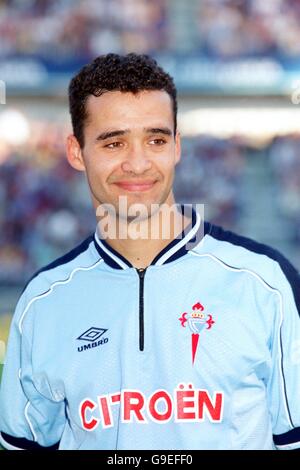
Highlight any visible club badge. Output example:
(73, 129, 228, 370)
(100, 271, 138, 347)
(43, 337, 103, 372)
(179, 301, 215, 364)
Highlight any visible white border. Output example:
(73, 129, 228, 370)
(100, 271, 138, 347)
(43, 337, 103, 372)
(276, 440, 300, 450)
(154, 211, 201, 266)
(94, 232, 129, 269)
(18, 259, 103, 334)
(0, 432, 24, 451)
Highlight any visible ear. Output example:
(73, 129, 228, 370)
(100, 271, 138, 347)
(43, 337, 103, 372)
(174, 131, 181, 165)
(66, 134, 86, 172)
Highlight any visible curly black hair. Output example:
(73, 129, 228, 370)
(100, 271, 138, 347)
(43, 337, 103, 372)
(68, 53, 177, 148)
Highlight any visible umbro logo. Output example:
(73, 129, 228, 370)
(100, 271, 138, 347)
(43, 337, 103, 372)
(77, 327, 109, 353)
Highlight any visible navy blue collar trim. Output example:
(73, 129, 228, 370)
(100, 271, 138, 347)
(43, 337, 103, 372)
(94, 235, 132, 270)
(93, 206, 208, 270)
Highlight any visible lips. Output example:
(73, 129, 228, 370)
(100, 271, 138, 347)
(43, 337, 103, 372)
(113, 181, 157, 192)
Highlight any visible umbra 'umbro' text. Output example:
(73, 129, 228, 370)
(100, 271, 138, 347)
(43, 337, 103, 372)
(77, 327, 109, 352)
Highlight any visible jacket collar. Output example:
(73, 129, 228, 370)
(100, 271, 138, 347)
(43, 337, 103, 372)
(93, 205, 208, 270)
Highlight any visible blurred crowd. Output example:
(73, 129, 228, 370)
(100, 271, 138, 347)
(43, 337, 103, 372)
(0, 124, 94, 283)
(197, 0, 300, 59)
(0, 0, 167, 59)
(269, 134, 300, 243)
(0, 124, 246, 283)
(1, 0, 300, 60)
(175, 136, 245, 227)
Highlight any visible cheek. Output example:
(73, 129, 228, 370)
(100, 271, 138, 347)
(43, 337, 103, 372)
(155, 154, 175, 172)
(85, 155, 115, 182)
(162, 161, 176, 180)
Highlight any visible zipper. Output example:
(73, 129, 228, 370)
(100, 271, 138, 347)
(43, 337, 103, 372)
(137, 268, 146, 351)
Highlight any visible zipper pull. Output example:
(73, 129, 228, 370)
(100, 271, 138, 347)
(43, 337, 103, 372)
(137, 268, 146, 278)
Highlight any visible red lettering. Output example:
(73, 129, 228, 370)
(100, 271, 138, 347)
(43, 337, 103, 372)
(98, 396, 112, 427)
(176, 389, 196, 420)
(149, 391, 172, 422)
(123, 391, 146, 422)
(80, 399, 99, 430)
(198, 391, 223, 421)
(111, 393, 121, 403)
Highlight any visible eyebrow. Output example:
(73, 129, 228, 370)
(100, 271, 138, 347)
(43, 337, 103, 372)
(96, 129, 129, 141)
(96, 126, 173, 142)
(145, 127, 173, 136)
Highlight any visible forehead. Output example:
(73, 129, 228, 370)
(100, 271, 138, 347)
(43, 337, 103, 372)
(85, 90, 174, 130)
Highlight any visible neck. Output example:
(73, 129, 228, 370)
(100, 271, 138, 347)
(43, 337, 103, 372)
(97, 203, 192, 269)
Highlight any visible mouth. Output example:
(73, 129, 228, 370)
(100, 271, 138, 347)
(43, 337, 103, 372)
(113, 180, 157, 192)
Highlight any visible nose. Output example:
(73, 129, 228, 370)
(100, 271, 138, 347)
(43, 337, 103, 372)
(121, 143, 152, 174)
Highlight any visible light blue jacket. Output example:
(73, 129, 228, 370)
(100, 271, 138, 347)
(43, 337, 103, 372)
(0, 211, 299, 449)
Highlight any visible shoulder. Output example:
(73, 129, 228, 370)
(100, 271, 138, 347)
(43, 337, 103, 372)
(12, 234, 102, 333)
(205, 222, 298, 273)
(21, 234, 101, 302)
(201, 222, 300, 310)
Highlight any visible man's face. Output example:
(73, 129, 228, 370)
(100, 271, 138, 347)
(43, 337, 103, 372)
(67, 90, 180, 220)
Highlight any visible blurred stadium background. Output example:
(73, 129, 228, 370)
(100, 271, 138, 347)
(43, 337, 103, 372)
(1, 0, 300, 383)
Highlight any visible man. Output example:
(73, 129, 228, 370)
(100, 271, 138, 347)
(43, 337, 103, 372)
(0, 53, 299, 450)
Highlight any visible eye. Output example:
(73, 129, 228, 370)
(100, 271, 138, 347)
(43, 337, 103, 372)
(104, 141, 123, 149)
(149, 138, 167, 146)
